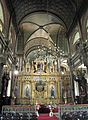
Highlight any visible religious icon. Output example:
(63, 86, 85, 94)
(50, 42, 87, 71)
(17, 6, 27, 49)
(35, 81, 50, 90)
(24, 85, 30, 97)
(49, 85, 55, 98)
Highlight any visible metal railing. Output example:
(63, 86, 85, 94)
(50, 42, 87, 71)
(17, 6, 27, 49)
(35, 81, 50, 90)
(58, 104, 88, 120)
(2, 105, 36, 119)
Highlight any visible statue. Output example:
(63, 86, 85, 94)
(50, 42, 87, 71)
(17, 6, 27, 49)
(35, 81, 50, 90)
(44, 62, 47, 73)
(2, 73, 9, 97)
(33, 61, 36, 73)
(51, 86, 55, 97)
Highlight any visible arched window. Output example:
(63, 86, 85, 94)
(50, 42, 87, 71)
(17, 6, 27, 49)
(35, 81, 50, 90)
(86, 20, 88, 39)
(73, 32, 80, 44)
(9, 29, 12, 44)
(0, 2, 4, 32)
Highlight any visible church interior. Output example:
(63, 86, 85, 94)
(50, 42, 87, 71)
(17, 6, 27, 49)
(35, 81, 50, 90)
(0, 0, 88, 119)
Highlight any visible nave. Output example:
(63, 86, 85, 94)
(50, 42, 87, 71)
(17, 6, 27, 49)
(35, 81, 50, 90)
(0, 0, 88, 119)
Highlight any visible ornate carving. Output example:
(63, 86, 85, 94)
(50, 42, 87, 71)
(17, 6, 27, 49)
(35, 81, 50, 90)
(36, 81, 46, 92)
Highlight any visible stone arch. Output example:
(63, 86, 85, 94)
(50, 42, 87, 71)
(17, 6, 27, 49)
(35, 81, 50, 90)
(1, 0, 10, 37)
(73, 32, 80, 44)
(0, 19, 3, 32)
(12, 0, 75, 29)
(0, 1, 4, 32)
(81, 9, 88, 40)
(58, 28, 68, 53)
(69, 26, 81, 55)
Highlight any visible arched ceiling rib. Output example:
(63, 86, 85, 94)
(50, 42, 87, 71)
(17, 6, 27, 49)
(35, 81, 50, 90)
(6, 0, 80, 29)
(4, 0, 85, 60)
(19, 12, 64, 45)
(21, 20, 63, 44)
(21, 13, 65, 27)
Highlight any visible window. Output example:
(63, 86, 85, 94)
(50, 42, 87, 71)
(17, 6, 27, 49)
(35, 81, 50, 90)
(73, 32, 80, 44)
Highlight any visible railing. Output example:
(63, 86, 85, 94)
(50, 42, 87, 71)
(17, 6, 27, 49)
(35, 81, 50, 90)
(2, 105, 36, 118)
(58, 104, 88, 120)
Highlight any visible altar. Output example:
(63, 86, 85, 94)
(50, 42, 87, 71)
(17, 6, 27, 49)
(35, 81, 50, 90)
(12, 58, 71, 105)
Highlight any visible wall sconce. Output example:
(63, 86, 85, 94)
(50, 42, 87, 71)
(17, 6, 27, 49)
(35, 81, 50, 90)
(14, 70, 18, 75)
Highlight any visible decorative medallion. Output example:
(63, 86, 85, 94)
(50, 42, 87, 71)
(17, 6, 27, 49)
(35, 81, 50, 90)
(36, 81, 46, 92)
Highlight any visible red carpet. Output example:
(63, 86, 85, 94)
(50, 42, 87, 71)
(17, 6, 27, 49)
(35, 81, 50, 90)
(38, 113, 58, 120)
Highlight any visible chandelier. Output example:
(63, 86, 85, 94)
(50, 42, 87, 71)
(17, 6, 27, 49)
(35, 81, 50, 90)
(34, 44, 67, 62)
(33, 0, 68, 63)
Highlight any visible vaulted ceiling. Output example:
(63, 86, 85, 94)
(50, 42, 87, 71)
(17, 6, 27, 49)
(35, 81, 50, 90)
(5, 0, 87, 61)
(6, 0, 84, 29)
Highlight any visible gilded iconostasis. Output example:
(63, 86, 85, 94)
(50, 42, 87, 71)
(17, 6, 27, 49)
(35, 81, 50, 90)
(12, 58, 72, 105)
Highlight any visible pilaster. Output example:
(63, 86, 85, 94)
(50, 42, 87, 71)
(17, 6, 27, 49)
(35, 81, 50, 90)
(0, 55, 6, 97)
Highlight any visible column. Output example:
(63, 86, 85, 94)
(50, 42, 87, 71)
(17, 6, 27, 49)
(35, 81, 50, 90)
(59, 80, 62, 104)
(0, 55, 6, 97)
(0, 54, 6, 112)
(57, 59, 61, 72)
(10, 63, 18, 104)
(0, 62, 3, 97)
(78, 19, 88, 72)
(66, 34, 75, 103)
(10, 65, 15, 101)
(18, 55, 23, 72)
